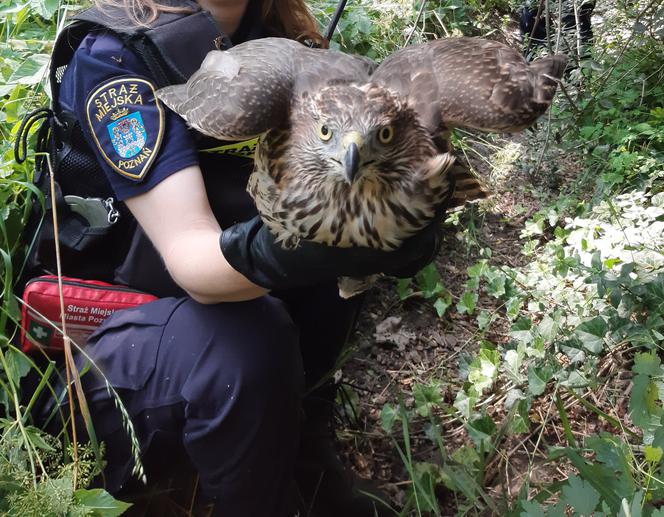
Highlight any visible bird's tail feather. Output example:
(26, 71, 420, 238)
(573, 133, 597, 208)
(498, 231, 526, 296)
(447, 163, 490, 208)
(338, 275, 379, 299)
(531, 54, 567, 104)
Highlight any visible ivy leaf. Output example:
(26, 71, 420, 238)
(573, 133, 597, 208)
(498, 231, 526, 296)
(380, 404, 400, 433)
(466, 415, 496, 450)
(453, 391, 476, 420)
(396, 278, 413, 300)
(504, 350, 526, 383)
(484, 269, 506, 298)
(468, 347, 499, 393)
(522, 218, 544, 237)
(466, 276, 480, 290)
(526, 335, 545, 359)
(561, 475, 600, 515)
(537, 315, 559, 342)
(591, 250, 603, 270)
(561, 343, 586, 364)
(456, 291, 478, 315)
(450, 444, 480, 468)
(433, 291, 453, 318)
(467, 260, 488, 278)
(528, 365, 552, 396)
(476, 310, 492, 330)
(504, 388, 525, 410)
(506, 296, 522, 320)
(415, 264, 444, 299)
(507, 398, 531, 435)
(575, 316, 608, 353)
(413, 382, 443, 417)
(560, 369, 591, 389)
(510, 317, 534, 344)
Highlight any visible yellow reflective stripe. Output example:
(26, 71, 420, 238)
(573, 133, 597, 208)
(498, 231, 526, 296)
(200, 138, 258, 158)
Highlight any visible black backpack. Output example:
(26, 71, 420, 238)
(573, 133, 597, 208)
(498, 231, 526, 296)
(14, 1, 231, 287)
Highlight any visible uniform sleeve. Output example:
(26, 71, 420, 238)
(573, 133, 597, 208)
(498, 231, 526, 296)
(60, 32, 200, 201)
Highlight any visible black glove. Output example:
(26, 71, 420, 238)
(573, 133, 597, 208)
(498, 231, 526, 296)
(220, 216, 443, 291)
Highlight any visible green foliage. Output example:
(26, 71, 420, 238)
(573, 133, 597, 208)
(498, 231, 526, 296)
(311, 0, 495, 59)
(4, 0, 663, 514)
(0, 431, 131, 516)
(381, 399, 500, 516)
(559, 18, 664, 199)
(378, 1, 664, 515)
(0, 0, 137, 514)
(397, 263, 454, 318)
(0, 0, 59, 295)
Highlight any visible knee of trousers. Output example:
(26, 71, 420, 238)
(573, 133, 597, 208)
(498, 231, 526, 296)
(172, 297, 304, 512)
(169, 296, 305, 418)
(78, 296, 302, 400)
(51, 296, 303, 499)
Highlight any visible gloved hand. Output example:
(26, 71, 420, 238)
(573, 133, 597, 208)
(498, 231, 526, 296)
(220, 215, 443, 291)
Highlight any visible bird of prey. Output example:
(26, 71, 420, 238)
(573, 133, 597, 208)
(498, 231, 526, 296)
(157, 37, 565, 296)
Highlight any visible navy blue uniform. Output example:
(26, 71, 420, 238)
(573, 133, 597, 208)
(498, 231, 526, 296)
(52, 13, 362, 517)
(60, 31, 199, 200)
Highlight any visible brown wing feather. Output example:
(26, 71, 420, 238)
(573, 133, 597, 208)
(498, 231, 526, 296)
(372, 37, 566, 133)
(156, 37, 374, 141)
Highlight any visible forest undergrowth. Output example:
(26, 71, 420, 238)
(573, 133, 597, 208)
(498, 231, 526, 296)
(0, 0, 663, 515)
(332, 1, 664, 515)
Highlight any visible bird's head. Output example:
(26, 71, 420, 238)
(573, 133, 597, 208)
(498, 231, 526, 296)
(291, 84, 429, 186)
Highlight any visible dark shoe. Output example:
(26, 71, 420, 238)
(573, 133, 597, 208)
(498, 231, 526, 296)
(295, 384, 395, 517)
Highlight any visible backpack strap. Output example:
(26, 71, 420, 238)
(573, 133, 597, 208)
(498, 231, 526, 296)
(50, 1, 232, 113)
(75, 1, 232, 84)
(40, 1, 232, 191)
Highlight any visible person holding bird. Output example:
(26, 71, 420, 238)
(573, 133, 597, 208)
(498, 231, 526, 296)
(22, 0, 564, 513)
(26, 0, 457, 515)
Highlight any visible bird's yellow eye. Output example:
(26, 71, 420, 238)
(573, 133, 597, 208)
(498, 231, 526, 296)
(318, 124, 333, 141)
(378, 125, 394, 144)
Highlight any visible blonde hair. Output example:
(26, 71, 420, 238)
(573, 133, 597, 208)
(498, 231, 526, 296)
(95, 0, 325, 45)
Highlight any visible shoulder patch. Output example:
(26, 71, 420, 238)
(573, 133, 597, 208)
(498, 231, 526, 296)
(86, 76, 164, 181)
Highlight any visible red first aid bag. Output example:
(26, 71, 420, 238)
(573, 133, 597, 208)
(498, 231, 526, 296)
(20, 275, 158, 354)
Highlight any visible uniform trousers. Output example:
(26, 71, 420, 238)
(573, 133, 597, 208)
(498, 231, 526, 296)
(47, 283, 361, 517)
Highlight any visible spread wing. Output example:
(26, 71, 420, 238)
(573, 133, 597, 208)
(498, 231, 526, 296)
(156, 37, 375, 141)
(371, 37, 566, 133)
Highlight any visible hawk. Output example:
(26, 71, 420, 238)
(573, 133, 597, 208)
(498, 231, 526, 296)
(157, 37, 565, 296)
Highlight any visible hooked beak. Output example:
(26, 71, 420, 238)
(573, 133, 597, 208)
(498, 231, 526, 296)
(342, 132, 363, 184)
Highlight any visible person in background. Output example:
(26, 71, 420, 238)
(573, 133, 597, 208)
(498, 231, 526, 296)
(519, 0, 595, 56)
